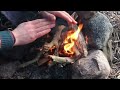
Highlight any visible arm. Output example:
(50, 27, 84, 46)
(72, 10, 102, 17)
(0, 18, 55, 51)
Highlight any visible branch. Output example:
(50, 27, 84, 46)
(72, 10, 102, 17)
(49, 55, 74, 64)
(18, 52, 42, 68)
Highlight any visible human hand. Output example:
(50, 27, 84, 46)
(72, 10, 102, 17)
(12, 19, 55, 46)
(39, 11, 77, 25)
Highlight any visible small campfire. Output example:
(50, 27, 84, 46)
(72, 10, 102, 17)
(18, 11, 112, 79)
(59, 24, 83, 57)
(44, 23, 88, 66)
(36, 12, 88, 67)
(19, 12, 88, 67)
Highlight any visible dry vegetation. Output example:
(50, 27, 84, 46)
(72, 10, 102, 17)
(100, 11, 120, 79)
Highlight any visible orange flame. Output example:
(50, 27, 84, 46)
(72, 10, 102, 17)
(63, 24, 83, 56)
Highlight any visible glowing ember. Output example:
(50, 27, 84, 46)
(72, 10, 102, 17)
(63, 24, 83, 56)
(49, 45, 56, 52)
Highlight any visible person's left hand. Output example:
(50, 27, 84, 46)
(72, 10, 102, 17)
(39, 11, 77, 25)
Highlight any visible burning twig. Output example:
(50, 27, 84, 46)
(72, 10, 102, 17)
(71, 12, 78, 20)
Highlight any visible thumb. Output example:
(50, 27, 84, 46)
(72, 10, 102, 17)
(39, 11, 56, 21)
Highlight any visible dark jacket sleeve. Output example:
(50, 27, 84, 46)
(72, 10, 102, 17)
(1, 11, 39, 26)
(1, 11, 28, 26)
(0, 30, 15, 51)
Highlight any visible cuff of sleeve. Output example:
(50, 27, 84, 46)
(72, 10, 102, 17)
(0, 30, 15, 50)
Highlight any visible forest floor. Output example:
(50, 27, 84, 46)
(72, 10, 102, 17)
(100, 11, 120, 79)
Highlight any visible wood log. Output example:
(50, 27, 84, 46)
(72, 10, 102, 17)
(43, 25, 65, 53)
(48, 55, 74, 64)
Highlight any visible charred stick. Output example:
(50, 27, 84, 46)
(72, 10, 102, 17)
(44, 25, 65, 52)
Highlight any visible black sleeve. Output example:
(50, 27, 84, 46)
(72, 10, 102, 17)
(0, 30, 15, 51)
(1, 11, 41, 26)
(1, 11, 29, 26)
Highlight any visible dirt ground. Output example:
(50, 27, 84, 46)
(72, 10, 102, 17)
(0, 11, 120, 79)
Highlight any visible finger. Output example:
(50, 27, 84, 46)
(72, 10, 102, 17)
(48, 11, 73, 23)
(35, 23, 55, 33)
(48, 11, 77, 24)
(36, 29, 51, 38)
(30, 19, 47, 24)
(61, 11, 75, 25)
(34, 20, 55, 29)
(62, 11, 77, 24)
(40, 11, 56, 21)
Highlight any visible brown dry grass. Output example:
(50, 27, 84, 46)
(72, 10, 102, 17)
(100, 11, 120, 79)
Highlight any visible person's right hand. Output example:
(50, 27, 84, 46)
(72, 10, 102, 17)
(12, 19, 55, 46)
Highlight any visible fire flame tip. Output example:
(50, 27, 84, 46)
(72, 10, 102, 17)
(62, 23, 83, 57)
